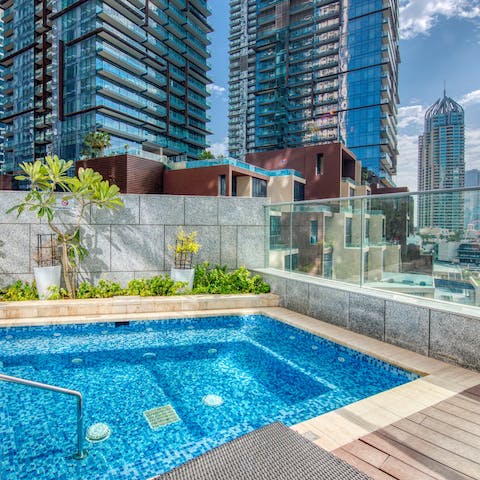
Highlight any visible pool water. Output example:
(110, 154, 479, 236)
(0, 315, 418, 479)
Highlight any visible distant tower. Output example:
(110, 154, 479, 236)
(418, 92, 465, 231)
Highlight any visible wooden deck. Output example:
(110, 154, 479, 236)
(333, 385, 480, 480)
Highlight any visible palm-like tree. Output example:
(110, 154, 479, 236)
(83, 131, 112, 158)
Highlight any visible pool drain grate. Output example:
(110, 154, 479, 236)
(143, 405, 180, 429)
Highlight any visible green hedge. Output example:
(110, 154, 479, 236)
(0, 264, 270, 301)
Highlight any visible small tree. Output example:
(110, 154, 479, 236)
(8, 155, 124, 297)
(83, 131, 111, 158)
(198, 150, 215, 160)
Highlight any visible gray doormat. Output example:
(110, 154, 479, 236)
(152, 422, 372, 480)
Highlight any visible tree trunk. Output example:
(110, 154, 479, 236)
(61, 239, 75, 298)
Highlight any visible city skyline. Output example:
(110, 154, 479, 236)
(206, 0, 480, 192)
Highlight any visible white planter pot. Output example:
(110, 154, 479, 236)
(170, 268, 195, 291)
(34, 265, 62, 299)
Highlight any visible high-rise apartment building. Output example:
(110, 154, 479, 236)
(0, 11, 5, 173)
(418, 92, 465, 231)
(228, 0, 400, 185)
(0, 0, 211, 173)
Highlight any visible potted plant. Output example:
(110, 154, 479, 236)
(169, 228, 201, 290)
(33, 233, 61, 299)
(8, 155, 124, 298)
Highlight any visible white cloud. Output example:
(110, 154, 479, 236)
(397, 105, 425, 129)
(207, 83, 227, 96)
(400, 0, 480, 39)
(207, 137, 228, 157)
(459, 90, 480, 107)
(395, 134, 419, 191)
(466, 128, 480, 170)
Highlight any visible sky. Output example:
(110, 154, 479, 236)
(205, 0, 480, 192)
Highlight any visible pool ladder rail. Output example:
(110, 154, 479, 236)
(0, 373, 88, 460)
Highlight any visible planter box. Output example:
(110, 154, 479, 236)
(0, 293, 280, 326)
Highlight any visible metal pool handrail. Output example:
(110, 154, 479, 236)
(0, 373, 88, 460)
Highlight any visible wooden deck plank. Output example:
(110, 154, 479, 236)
(464, 385, 480, 397)
(341, 439, 389, 468)
(392, 418, 480, 463)
(446, 395, 480, 415)
(434, 401, 480, 426)
(380, 456, 439, 480)
(361, 432, 474, 480)
(420, 406, 480, 437)
(420, 416, 480, 449)
(333, 447, 397, 480)
(379, 425, 480, 479)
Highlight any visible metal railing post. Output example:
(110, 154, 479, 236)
(0, 373, 88, 460)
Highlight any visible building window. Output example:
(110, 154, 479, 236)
(232, 176, 237, 196)
(219, 175, 226, 196)
(349, 187, 355, 197)
(252, 178, 267, 197)
(345, 217, 352, 246)
(316, 153, 324, 175)
(294, 181, 305, 201)
(365, 218, 370, 242)
(310, 220, 318, 244)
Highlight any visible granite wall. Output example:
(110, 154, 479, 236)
(256, 269, 480, 371)
(0, 192, 268, 287)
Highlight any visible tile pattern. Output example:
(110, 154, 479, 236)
(0, 313, 416, 480)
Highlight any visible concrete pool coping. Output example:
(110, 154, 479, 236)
(1, 304, 479, 456)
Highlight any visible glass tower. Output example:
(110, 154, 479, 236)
(0, 11, 4, 173)
(228, 0, 400, 185)
(418, 92, 465, 231)
(0, 0, 211, 173)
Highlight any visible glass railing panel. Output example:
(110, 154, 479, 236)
(266, 187, 480, 308)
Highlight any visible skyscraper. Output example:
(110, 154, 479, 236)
(228, 0, 400, 185)
(0, 11, 5, 174)
(418, 92, 465, 231)
(0, 0, 211, 173)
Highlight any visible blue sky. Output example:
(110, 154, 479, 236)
(206, 0, 480, 191)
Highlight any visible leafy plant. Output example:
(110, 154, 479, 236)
(76, 279, 124, 299)
(46, 285, 70, 300)
(7, 155, 124, 297)
(126, 275, 184, 296)
(169, 227, 201, 269)
(192, 263, 270, 294)
(83, 131, 111, 158)
(0, 280, 38, 301)
(198, 150, 215, 160)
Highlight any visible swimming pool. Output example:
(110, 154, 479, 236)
(0, 314, 418, 479)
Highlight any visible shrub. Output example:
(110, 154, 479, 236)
(126, 275, 184, 296)
(76, 279, 125, 299)
(0, 280, 38, 301)
(193, 263, 270, 294)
